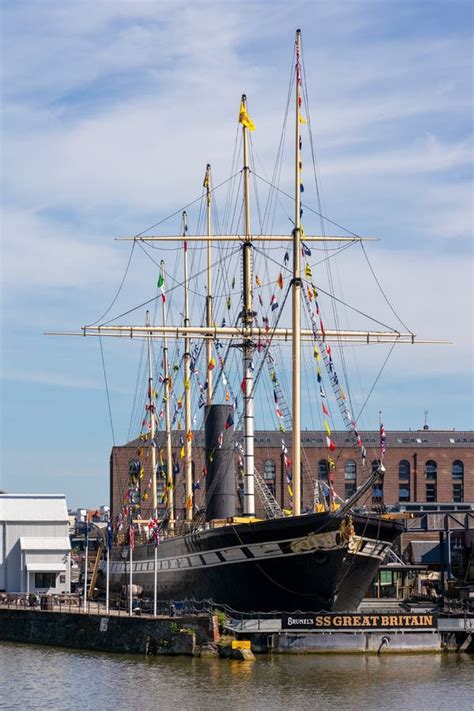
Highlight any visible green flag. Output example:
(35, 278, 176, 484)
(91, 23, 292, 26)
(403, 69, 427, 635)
(157, 274, 164, 288)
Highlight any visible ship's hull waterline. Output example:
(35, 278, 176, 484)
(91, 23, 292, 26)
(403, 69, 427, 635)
(98, 512, 402, 612)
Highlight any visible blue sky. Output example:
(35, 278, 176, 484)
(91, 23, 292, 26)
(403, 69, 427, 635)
(1, 0, 472, 508)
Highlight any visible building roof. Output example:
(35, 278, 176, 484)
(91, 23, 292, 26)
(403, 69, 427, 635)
(118, 430, 474, 451)
(0, 494, 69, 523)
(20, 537, 71, 551)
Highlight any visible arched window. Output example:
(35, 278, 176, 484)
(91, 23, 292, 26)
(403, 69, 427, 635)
(344, 460, 356, 499)
(398, 460, 410, 502)
(452, 460, 464, 480)
(264, 459, 276, 495)
(345, 460, 357, 480)
(318, 459, 329, 481)
(452, 460, 464, 502)
(425, 460, 437, 502)
(264, 459, 276, 480)
(425, 460, 437, 480)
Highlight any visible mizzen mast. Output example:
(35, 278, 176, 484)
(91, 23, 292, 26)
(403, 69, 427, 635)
(292, 29, 302, 516)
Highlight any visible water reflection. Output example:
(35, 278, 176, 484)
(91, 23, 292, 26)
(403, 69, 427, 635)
(1, 643, 473, 711)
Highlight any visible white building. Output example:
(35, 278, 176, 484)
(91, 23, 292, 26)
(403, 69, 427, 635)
(0, 494, 71, 594)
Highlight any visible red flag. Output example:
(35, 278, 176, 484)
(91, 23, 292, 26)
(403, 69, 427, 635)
(322, 403, 329, 416)
(277, 272, 284, 289)
(326, 436, 336, 451)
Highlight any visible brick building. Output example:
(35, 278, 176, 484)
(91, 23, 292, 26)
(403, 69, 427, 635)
(110, 429, 473, 520)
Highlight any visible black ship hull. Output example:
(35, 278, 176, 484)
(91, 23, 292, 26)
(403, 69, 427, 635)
(98, 512, 402, 612)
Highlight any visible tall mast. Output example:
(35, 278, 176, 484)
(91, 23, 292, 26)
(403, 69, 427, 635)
(182, 211, 193, 522)
(160, 260, 174, 532)
(241, 94, 255, 517)
(204, 164, 213, 406)
(146, 310, 157, 514)
(292, 29, 302, 516)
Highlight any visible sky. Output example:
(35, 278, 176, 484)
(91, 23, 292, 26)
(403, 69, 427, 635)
(1, 0, 472, 508)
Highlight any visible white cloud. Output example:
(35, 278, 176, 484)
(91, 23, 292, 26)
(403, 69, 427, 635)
(0, 210, 122, 290)
(1, 1, 472, 480)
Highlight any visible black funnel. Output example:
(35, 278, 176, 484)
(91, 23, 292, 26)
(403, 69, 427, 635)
(205, 404, 235, 521)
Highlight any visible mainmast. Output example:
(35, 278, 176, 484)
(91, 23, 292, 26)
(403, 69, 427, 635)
(146, 310, 157, 514)
(292, 29, 302, 517)
(241, 94, 255, 517)
(160, 260, 174, 532)
(204, 164, 213, 406)
(182, 212, 193, 522)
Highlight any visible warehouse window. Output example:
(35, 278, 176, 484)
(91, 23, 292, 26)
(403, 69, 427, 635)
(35, 573, 56, 588)
(264, 459, 276, 496)
(344, 460, 356, 499)
(452, 460, 464, 480)
(425, 460, 437, 480)
(372, 460, 383, 504)
(452, 461, 464, 502)
(318, 459, 329, 481)
(453, 483, 464, 503)
(425, 460, 437, 501)
(426, 483, 437, 502)
(398, 460, 410, 502)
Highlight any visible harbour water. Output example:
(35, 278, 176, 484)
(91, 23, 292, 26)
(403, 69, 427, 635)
(1, 642, 473, 710)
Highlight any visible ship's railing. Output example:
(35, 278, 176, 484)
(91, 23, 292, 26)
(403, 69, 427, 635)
(2, 593, 471, 620)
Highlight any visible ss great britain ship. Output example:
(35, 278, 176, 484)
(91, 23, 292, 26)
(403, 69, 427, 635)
(49, 31, 442, 612)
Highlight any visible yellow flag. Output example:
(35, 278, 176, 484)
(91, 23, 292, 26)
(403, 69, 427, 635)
(298, 113, 307, 125)
(305, 263, 312, 278)
(324, 421, 331, 436)
(180, 446, 185, 459)
(255, 275, 261, 286)
(239, 102, 256, 131)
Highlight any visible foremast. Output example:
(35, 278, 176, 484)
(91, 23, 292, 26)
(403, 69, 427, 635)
(160, 260, 175, 532)
(182, 211, 193, 522)
(146, 311, 157, 514)
(204, 164, 213, 406)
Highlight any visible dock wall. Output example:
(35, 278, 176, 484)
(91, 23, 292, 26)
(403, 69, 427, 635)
(0, 609, 216, 655)
(272, 631, 442, 653)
